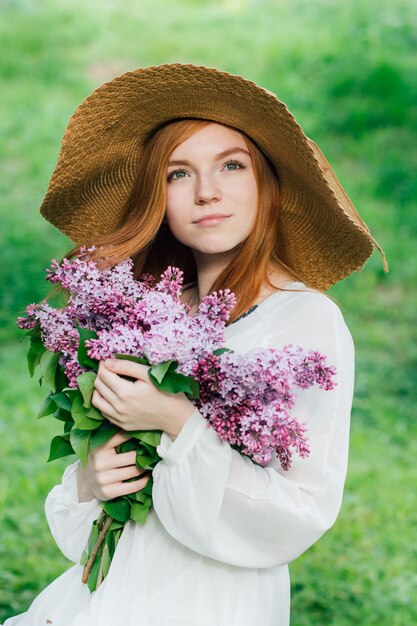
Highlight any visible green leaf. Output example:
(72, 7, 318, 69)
(77, 371, 97, 408)
(141, 476, 153, 496)
(71, 394, 102, 430)
(101, 541, 112, 579)
(70, 428, 91, 467)
(137, 494, 152, 508)
(131, 483, 153, 503)
(135, 453, 155, 469)
(86, 357, 99, 372)
(149, 370, 200, 398)
(80, 549, 88, 567)
(106, 528, 116, 559)
(116, 439, 139, 454)
(19, 323, 41, 342)
(129, 430, 162, 447)
(185, 376, 200, 399)
(28, 337, 46, 354)
(27, 339, 46, 377)
(139, 440, 160, 457)
(47, 434, 75, 462)
(53, 407, 73, 422)
(55, 365, 70, 392)
(213, 347, 232, 356)
(77, 411, 100, 431)
(129, 475, 153, 503)
(114, 353, 149, 366)
(90, 422, 119, 452)
(103, 497, 131, 523)
(75, 413, 101, 430)
(149, 360, 176, 384)
(64, 419, 74, 433)
(108, 519, 125, 532)
(50, 392, 72, 412)
(87, 518, 100, 554)
(130, 501, 151, 525)
(77, 327, 99, 369)
(86, 549, 101, 592)
(86, 405, 103, 420)
(37, 395, 57, 419)
(40, 351, 60, 392)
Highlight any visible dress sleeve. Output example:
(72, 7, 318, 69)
(44, 460, 103, 564)
(151, 293, 355, 568)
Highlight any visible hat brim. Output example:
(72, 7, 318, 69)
(40, 63, 385, 290)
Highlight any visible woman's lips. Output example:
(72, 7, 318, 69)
(193, 214, 231, 226)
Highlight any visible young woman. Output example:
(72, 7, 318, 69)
(4, 63, 386, 626)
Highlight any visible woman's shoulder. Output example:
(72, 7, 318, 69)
(226, 282, 354, 361)
(256, 282, 341, 317)
(254, 282, 352, 344)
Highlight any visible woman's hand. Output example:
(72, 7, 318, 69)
(76, 431, 150, 503)
(91, 359, 195, 439)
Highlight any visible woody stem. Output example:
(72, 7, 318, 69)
(82, 515, 113, 584)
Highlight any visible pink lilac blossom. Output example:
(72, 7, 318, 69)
(156, 266, 184, 300)
(16, 252, 235, 387)
(192, 346, 336, 468)
(17, 252, 337, 468)
(86, 325, 146, 360)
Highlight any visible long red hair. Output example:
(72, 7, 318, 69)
(65, 118, 305, 323)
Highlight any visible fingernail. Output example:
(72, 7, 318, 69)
(105, 358, 117, 368)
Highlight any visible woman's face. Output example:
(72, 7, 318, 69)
(165, 122, 258, 259)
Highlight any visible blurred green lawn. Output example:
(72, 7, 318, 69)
(1, 0, 416, 623)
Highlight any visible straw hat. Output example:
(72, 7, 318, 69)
(40, 63, 387, 290)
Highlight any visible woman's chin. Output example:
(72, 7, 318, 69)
(191, 242, 242, 258)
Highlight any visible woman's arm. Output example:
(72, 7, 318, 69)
(151, 294, 354, 567)
(45, 432, 150, 564)
(45, 461, 103, 564)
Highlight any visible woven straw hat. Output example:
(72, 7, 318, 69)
(40, 62, 387, 290)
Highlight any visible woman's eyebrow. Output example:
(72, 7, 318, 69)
(167, 147, 250, 167)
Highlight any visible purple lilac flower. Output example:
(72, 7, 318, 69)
(192, 344, 336, 469)
(86, 325, 146, 360)
(17, 252, 337, 469)
(156, 266, 184, 300)
(197, 289, 236, 323)
(17, 303, 40, 330)
(61, 355, 87, 388)
(282, 345, 337, 391)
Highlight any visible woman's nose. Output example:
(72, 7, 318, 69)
(194, 174, 222, 205)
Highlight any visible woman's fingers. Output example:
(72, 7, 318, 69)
(93, 376, 120, 408)
(104, 359, 150, 383)
(100, 430, 132, 450)
(107, 449, 138, 469)
(99, 464, 145, 485)
(85, 428, 153, 501)
(100, 471, 151, 501)
(92, 388, 118, 421)
(96, 360, 137, 399)
(92, 451, 144, 476)
(116, 473, 151, 498)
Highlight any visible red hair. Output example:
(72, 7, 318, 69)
(66, 118, 304, 323)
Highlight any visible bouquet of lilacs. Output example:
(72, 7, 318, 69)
(17, 247, 337, 591)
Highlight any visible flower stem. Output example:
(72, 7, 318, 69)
(82, 514, 113, 585)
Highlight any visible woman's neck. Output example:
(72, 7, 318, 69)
(193, 250, 233, 303)
(183, 254, 294, 314)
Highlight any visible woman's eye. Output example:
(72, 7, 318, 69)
(224, 160, 244, 171)
(167, 160, 245, 181)
(167, 169, 187, 182)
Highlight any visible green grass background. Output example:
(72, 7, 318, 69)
(1, 0, 416, 623)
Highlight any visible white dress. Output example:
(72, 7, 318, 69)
(3, 283, 355, 626)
